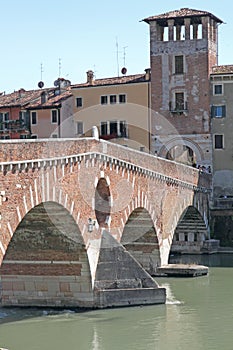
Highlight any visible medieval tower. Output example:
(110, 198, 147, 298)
(143, 8, 222, 168)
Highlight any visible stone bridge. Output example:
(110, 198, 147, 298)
(0, 138, 211, 308)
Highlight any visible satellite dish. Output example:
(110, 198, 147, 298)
(38, 81, 44, 89)
(121, 67, 127, 75)
(54, 79, 59, 87)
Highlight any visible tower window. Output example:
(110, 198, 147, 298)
(175, 92, 185, 110)
(175, 55, 184, 74)
(214, 135, 223, 149)
(213, 84, 223, 95)
(211, 105, 226, 118)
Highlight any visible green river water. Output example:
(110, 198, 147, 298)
(0, 254, 233, 350)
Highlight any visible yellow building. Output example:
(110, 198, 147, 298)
(71, 69, 151, 152)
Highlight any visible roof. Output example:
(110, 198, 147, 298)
(0, 89, 41, 108)
(71, 73, 149, 89)
(211, 65, 233, 75)
(143, 8, 223, 25)
(0, 88, 72, 109)
(27, 90, 73, 109)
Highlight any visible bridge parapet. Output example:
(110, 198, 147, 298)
(0, 138, 211, 193)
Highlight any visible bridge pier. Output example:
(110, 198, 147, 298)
(93, 231, 166, 308)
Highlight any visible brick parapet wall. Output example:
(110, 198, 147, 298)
(0, 138, 211, 191)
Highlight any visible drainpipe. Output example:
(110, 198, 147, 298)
(145, 68, 151, 153)
(58, 108, 61, 137)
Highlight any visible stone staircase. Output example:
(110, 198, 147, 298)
(171, 206, 209, 253)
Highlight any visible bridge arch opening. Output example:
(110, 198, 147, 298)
(166, 145, 197, 166)
(95, 178, 111, 228)
(170, 205, 209, 255)
(0, 201, 93, 308)
(159, 138, 205, 167)
(121, 207, 160, 274)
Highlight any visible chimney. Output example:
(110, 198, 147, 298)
(86, 70, 94, 85)
(144, 68, 151, 81)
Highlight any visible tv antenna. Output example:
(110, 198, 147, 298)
(123, 46, 128, 67)
(40, 62, 44, 81)
(58, 58, 62, 77)
(38, 62, 44, 89)
(116, 37, 122, 77)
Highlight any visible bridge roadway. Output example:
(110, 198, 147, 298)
(0, 138, 211, 308)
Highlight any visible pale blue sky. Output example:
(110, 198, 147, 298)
(1, 0, 232, 93)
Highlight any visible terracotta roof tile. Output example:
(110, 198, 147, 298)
(0, 89, 41, 108)
(71, 73, 148, 89)
(0, 88, 72, 109)
(143, 8, 222, 24)
(211, 65, 233, 74)
(27, 90, 73, 109)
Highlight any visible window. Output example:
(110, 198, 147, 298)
(101, 122, 107, 136)
(101, 96, 108, 105)
(211, 105, 226, 118)
(52, 134, 58, 138)
(214, 134, 223, 149)
(175, 92, 185, 110)
(76, 121, 83, 135)
(100, 121, 128, 139)
(110, 95, 117, 104)
(213, 84, 223, 95)
(119, 121, 127, 137)
(31, 111, 37, 125)
(110, 121, 117, 135)
(119, 94, 126, 103)
(76, 97, 83, 107)
(175, 55, 184, 74)
(51, 110, 58, 124)
(0, 112, 9, 130)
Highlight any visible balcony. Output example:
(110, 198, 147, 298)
(169, 102, 188, 114)
(0, 119, 30, 139)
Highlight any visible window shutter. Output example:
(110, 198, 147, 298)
(222, 105, 226, 117)
(211, 106, 215, 118)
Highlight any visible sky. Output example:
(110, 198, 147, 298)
(1, 0, 233, 93)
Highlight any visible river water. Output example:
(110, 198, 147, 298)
(0, 254, 233, 350)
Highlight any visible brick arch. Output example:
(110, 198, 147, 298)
(158, 137, 205, 163)
(1, 177, 87, 263)
(0, 200, 94, 308)
(121, 205, 161, 274)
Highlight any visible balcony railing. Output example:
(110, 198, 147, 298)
(0, 119, 29, 133)
(169, 102, 188, 113)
